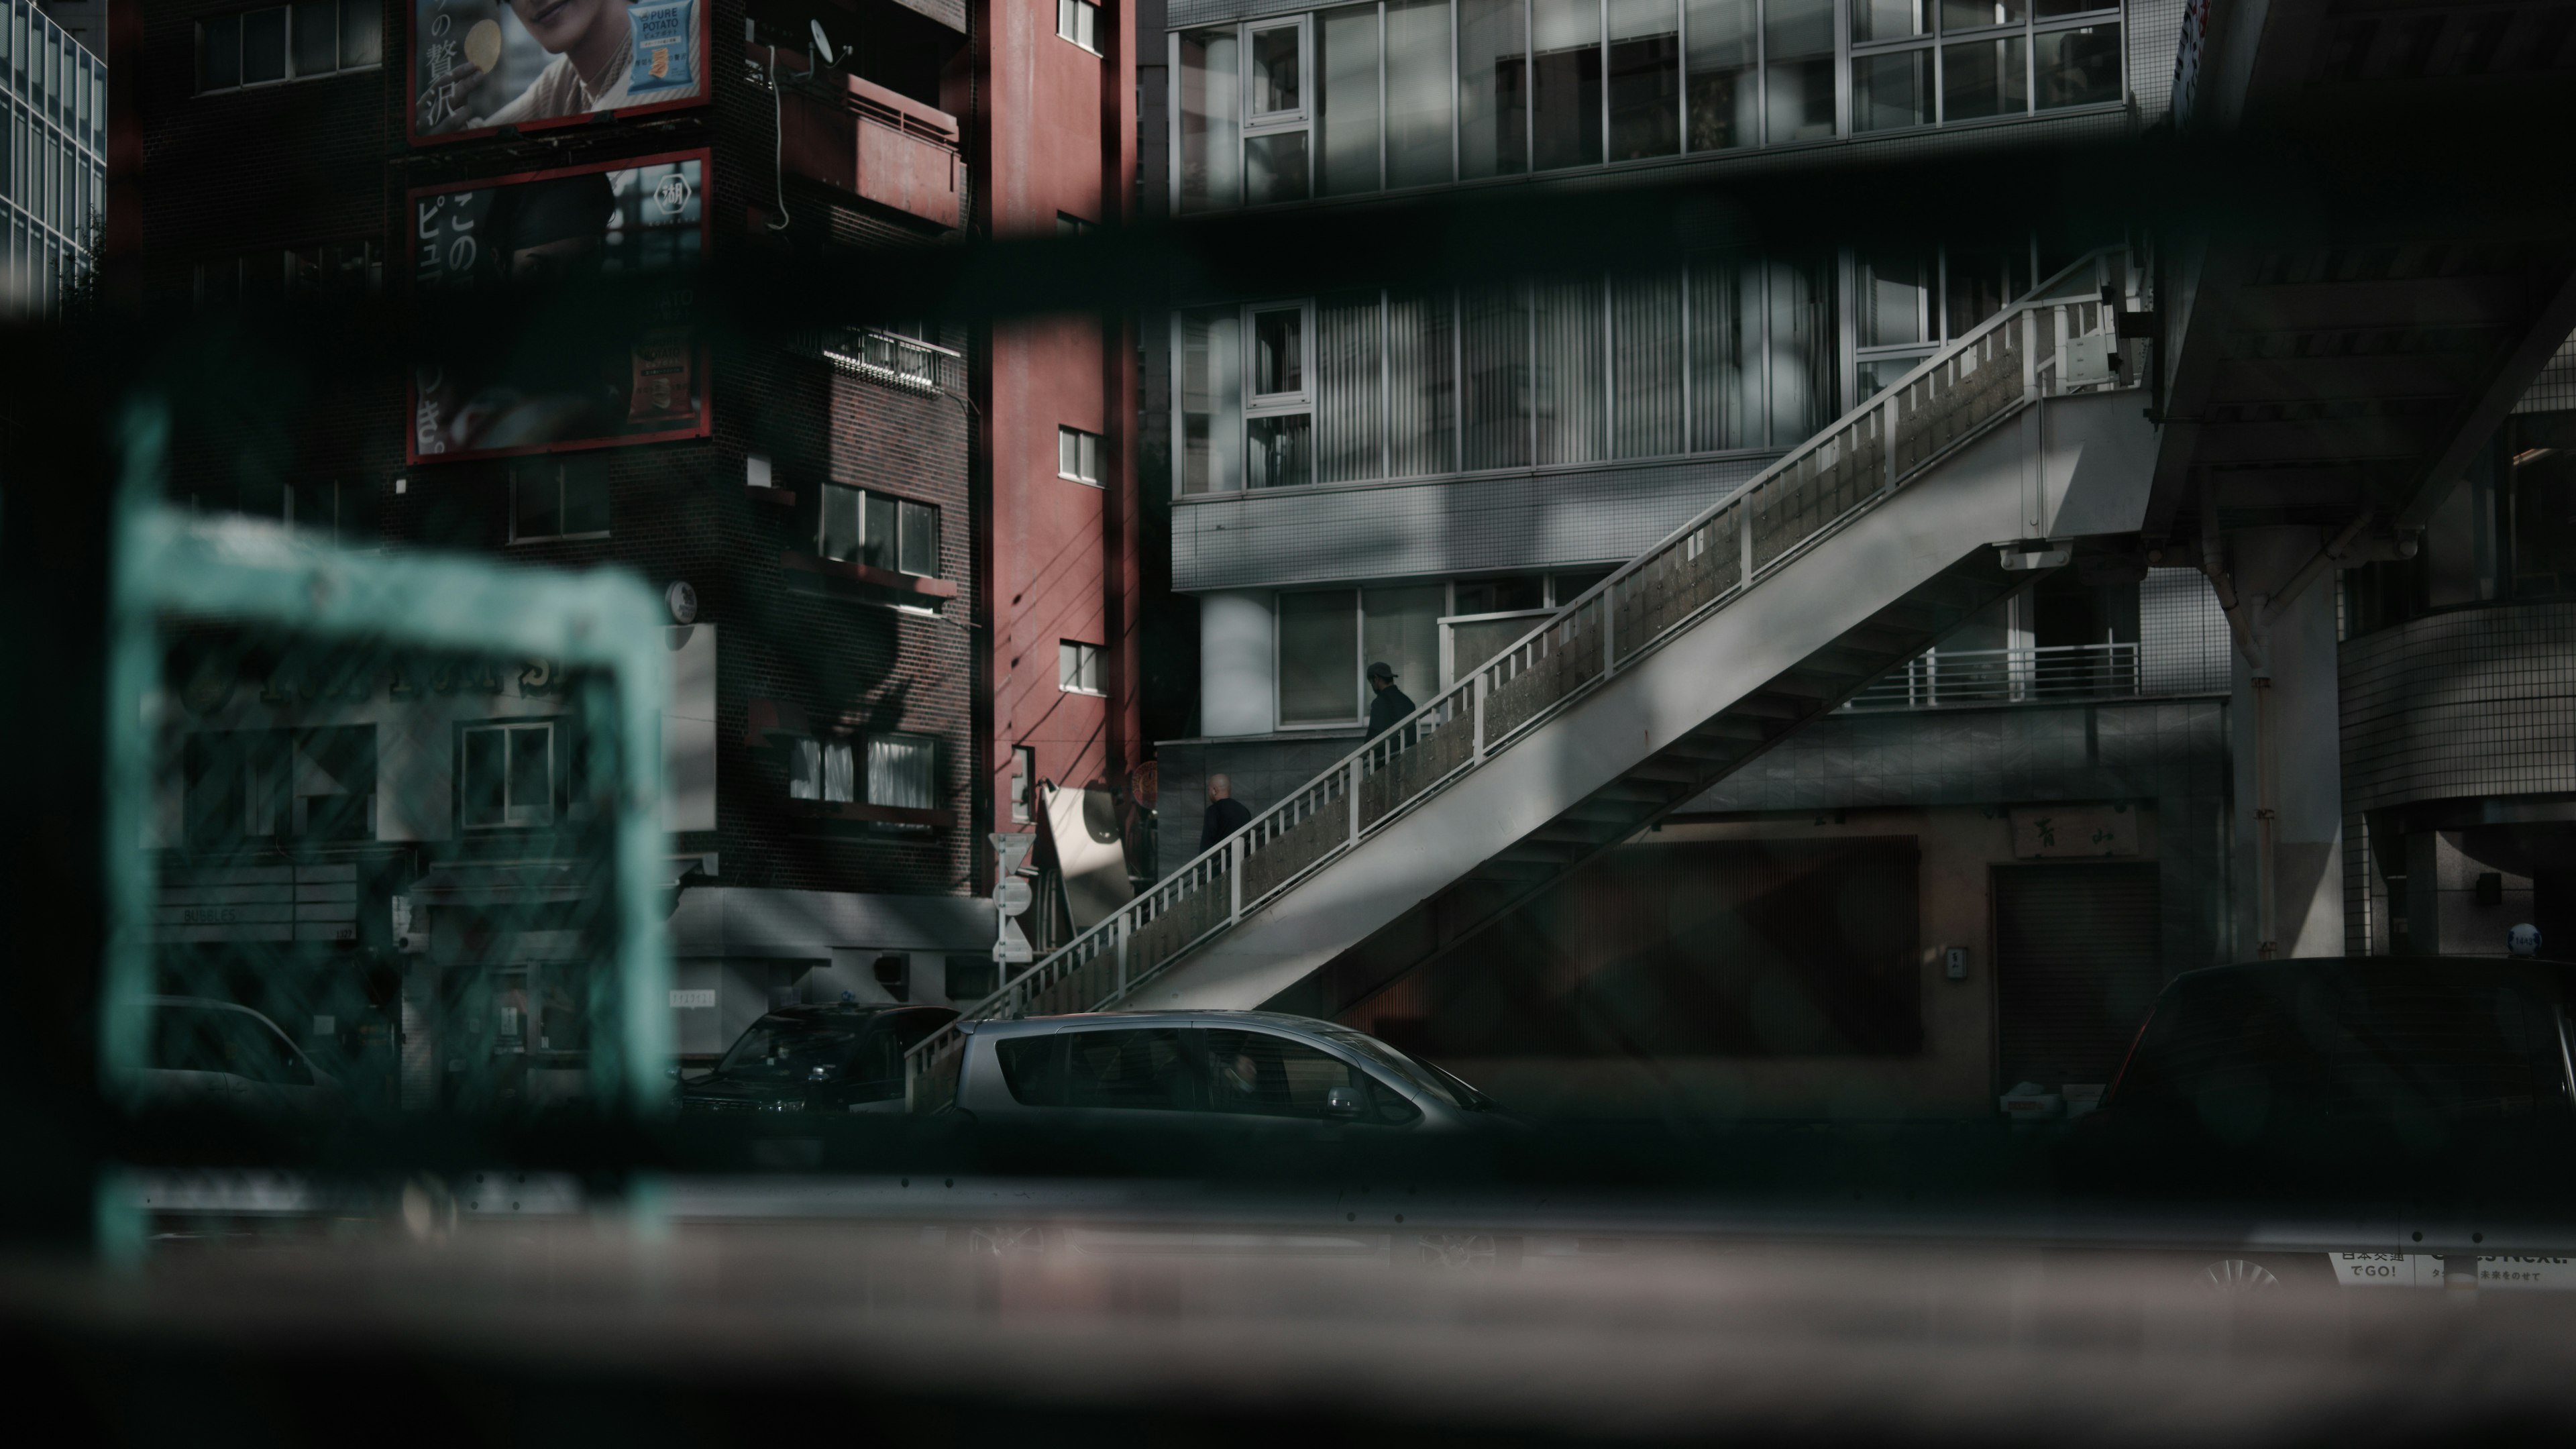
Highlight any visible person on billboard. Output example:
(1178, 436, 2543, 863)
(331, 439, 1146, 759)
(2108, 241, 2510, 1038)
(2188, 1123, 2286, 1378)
(417, 0, 694, 134)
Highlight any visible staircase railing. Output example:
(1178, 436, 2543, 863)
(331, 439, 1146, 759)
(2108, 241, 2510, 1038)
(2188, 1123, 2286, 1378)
(906, 248, 2140, 1106)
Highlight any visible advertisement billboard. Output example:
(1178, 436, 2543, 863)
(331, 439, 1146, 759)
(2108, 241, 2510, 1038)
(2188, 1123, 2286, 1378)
(409, 150, 710, 465)
(411, 0, 710, 145)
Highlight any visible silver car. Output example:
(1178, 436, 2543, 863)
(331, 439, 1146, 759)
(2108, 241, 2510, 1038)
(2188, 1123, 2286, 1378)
(947, 1010, 1500, 1132)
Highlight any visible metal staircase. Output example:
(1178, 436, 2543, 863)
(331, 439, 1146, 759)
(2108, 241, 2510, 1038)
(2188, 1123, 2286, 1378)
(908, 250, 2159, 1105)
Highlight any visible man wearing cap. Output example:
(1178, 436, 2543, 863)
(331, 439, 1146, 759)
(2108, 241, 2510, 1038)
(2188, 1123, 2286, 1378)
(1365, 661, 1417, 744)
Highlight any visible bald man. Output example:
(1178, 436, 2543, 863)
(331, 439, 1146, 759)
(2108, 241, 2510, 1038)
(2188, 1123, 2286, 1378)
(1199, 773, 1252, 851)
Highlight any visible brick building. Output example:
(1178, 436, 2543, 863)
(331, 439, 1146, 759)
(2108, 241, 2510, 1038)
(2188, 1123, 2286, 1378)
(114, 0, 1132, 1102)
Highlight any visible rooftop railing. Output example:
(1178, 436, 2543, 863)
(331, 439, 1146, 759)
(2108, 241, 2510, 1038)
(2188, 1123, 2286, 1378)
(906, 248, 2144, 1104)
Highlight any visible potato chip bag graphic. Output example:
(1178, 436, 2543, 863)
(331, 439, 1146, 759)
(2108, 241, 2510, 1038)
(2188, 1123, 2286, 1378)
(627, 0, 696, 93)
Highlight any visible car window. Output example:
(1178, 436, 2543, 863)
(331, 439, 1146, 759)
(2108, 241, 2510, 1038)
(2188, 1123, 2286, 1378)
(1206, 1028, 1420, 1125)
(855, 1029, 901, 1083)
(209, 1009, 311, 1087)
(997, 1028, 1205, 1110)
(718, 1016, 868, 1081)
(150, 1006, 229, 1075)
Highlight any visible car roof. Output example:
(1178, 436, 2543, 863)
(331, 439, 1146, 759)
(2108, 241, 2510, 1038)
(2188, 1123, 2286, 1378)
(761, 1002, 950, 1020)
(966, 1008, 1345, 1038)
(2166, 957, 2576, 991)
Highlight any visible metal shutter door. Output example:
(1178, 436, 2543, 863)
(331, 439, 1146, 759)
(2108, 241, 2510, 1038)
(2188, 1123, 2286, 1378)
(1993, 863, 2162, 1093)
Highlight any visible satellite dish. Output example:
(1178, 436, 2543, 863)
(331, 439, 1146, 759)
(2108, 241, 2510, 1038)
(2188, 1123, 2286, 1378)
(809, 19, 839, 65)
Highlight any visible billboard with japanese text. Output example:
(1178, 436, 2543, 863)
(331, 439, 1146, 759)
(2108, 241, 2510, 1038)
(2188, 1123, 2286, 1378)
(409, 150, 710, 464)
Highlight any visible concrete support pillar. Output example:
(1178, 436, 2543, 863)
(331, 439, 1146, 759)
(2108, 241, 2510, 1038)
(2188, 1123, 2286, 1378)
(2404, 830, 2535, 957)
(2226, 527, 2345, 959)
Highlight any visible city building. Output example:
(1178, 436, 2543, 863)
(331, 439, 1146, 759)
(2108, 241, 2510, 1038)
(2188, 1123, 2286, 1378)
(118, 0, 1134, 1104)
(1110, 0, 2576, 1120)
(5, 0, 103, 311)
(965, 0, 1146, 947)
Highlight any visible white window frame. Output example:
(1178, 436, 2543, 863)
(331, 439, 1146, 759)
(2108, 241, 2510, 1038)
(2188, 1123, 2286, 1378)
(460, 720, 557, 830)
(1057, 0, 1102, 54)
(1242, 299, 1314, 414)
(1058, 425, 1104, 485)
(1241, 15, 1311, 128)
(1011, 745, 1036, 824)
(1059, 640, 1106, 696)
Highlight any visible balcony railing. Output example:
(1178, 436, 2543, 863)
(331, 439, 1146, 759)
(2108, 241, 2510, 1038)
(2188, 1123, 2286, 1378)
(1842, 636, 2231, 712)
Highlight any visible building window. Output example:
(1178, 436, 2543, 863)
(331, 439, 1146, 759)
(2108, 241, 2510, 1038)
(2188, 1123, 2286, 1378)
(460, 721, 556, 830)
(788, 733, 936, 811)
(1011, 745, 1036, 824)
(191, 477, 378, 547)
(819, 484, 942, 577)
(788, 739, 857, 802)
(1058, 0, 1100, 52)
(197, 0, 382, 94)
(1177, 259, 1835, 496)
(868, 733, 937, 810)
(193, 239, 383, 309)
(510, 460, 611, 542)
(822, 325, 941, 388)
(182, 727, 378, 846)
(1058, 426, 1103, 484)
(1175, 0, 2122, 208)
(1059, 641, 1105, 696)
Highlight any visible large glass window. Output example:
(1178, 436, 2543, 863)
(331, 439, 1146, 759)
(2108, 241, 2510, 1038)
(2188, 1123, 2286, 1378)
(1943, 34, 2027, 119)
(1613, 270, 1684, 458)
(1688, 256, 1764, 451)
(1387, 287, 1457, 476)
(1179, 307, 1243, 494)
(1244, 19, 1312, 204)
(1852, 48, 1930, 131)
(1316, 292, 1385, 483)
(1684, 0, 1757, 152)
(1278, 590, 1360, 724)
(1608, 0, 1682, 162)
(1385, 0, 1455, 187)
(1248, 303, 1314, 488)
(1462, 282, 1532, 470)
(1532, 0, 1603, 172)
(1458, 0, 1529, 180)
(510, 460, 610, 541)
(1858, 248, 1932, 347)
(1532, 276, 1607, 465)
(1362, 586, 1444, 698)
(1850, 0, 1926, 43)
(1177, 30, 1242, 213)
(1764, 0, 1837, 143)
(1316, 5, 1382, 196)
(2035, 21, 2120, 108)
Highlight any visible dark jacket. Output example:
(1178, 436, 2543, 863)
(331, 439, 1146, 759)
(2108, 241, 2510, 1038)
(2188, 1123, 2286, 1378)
(1366, 683, 1418, 742)
(1199, 796, 1251, 851)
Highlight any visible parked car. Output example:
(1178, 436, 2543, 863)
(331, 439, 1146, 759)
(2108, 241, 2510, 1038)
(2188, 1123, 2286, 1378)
(678, 1002, 958, 1115)
(123, 995, 342, 1119)
(937, 1010, 1508, 1133)
(2069, 957, 2576, 1201)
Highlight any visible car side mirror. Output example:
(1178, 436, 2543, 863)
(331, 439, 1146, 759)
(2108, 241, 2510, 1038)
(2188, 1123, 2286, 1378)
(1324, 1086, 1366, 1118)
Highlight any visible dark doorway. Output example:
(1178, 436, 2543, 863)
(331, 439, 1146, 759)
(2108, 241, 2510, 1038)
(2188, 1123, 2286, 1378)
(1992, 862, 2162, 1093)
